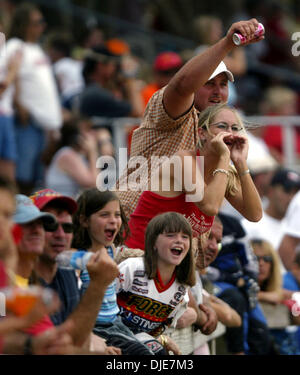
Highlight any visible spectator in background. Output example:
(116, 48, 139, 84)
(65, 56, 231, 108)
(279, 187, 300, 270)
(46, 32, 84, 111)
(193, 15, 247, 77)
(141, 51, 183, 109)
(282, 249, 300, 354)
(79, 45, 143, 119)
(261, 1, 297, 71)
(242, 168, 300, 273)
(260, 86, 299, 164)
(252, 239, 300, 355)
(283, 250, 300, 299)
(206, 212, 274, 355)
(44, 117, 98, 198)
(253, 239, 284, 305)
(0, 176, 17, 272)
(247, 154, 278, 206)
(0, 47, 22, 182)
(192, 217, 242, 355)
(83, 26, 105, 50)
(7, 3, 63, 195)
(78, 44, 143, 161)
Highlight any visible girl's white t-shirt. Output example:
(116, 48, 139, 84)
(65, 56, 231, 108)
(116, 257, 189, 337)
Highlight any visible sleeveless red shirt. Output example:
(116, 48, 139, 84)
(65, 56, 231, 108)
(125, 191, 214, 250)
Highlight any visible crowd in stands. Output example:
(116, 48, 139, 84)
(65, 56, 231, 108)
(1, 1, 300, 357)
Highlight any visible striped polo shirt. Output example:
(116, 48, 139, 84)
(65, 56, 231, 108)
(80, 247, 119, 323)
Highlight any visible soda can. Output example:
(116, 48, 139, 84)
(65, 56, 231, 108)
(232, 23, 264, 45)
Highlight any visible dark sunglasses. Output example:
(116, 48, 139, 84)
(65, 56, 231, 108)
(256, 255, 273, 263)
(45, 222, 74, 233)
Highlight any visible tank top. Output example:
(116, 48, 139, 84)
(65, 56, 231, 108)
(125, 191, 214, 250)
(45, 146, 82, 198)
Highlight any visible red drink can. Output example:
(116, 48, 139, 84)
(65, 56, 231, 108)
(232, 23, 264, 45)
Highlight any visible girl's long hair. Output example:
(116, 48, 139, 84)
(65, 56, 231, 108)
(144, 212, 196, 287)
(251, 238, 282, 293)
(197, 103, 246, 197)
(72, 188, 129, 249)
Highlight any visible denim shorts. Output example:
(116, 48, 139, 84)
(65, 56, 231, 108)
(14, 119, 46, 184)
(0, 115, 17, 161)
(93, 316, 153, 355)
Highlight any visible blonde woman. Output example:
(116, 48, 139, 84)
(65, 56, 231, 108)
(252, 239, 300, 354)
(251, 239, 284, 304)
(125, 103, 262, 269)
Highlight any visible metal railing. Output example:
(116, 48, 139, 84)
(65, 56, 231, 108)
(92, 115, 300, 171)
(246, 116, 300, 169)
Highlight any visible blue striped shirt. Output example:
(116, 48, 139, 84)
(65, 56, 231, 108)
(80, 247, 119, 323)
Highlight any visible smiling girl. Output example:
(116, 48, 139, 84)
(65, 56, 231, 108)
(72, 188, 152, 355)
(116, 212, 197, 355)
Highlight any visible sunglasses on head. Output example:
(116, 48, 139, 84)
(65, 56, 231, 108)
(45, 222, 74, 233)
(256, 255, 273, 263)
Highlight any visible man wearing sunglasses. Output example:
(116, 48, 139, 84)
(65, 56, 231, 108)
(31, 189, 121, 353)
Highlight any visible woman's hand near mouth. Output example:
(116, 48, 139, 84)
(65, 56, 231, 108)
(229, 134, 248, 165)
(210, 132, 231, 158)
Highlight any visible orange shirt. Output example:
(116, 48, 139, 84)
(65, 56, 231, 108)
(141, 83, 160, 109)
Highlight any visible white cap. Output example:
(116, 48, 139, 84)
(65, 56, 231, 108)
(247, 155, 278, 174)
(208, 61, 234, 82)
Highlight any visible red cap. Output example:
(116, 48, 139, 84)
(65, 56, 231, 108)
(30, 189, 77, 214)
(153, 51, 183, 72)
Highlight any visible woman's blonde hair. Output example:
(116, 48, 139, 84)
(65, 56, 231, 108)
(251, 239, 282, 292)
(197, 103, 246, 196)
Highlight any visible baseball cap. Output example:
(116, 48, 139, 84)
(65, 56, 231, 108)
(153, 51, 183, 72)
(247, 154, 278, 175)
(271, 168, 300, 192)
(13, 194, 56, 227)
(208, 61, 234, 82)
(30, 189, 77, 215)
(106, 38, 130, 56)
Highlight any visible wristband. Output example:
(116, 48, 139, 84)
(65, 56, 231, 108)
(212, 168, 229, 178)
(239, 169, 250, 177)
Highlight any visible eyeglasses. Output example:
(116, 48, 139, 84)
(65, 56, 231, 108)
(210, 122, 243, 133)
(45, 222, 74, 233)
(256, 255, 273, 263)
